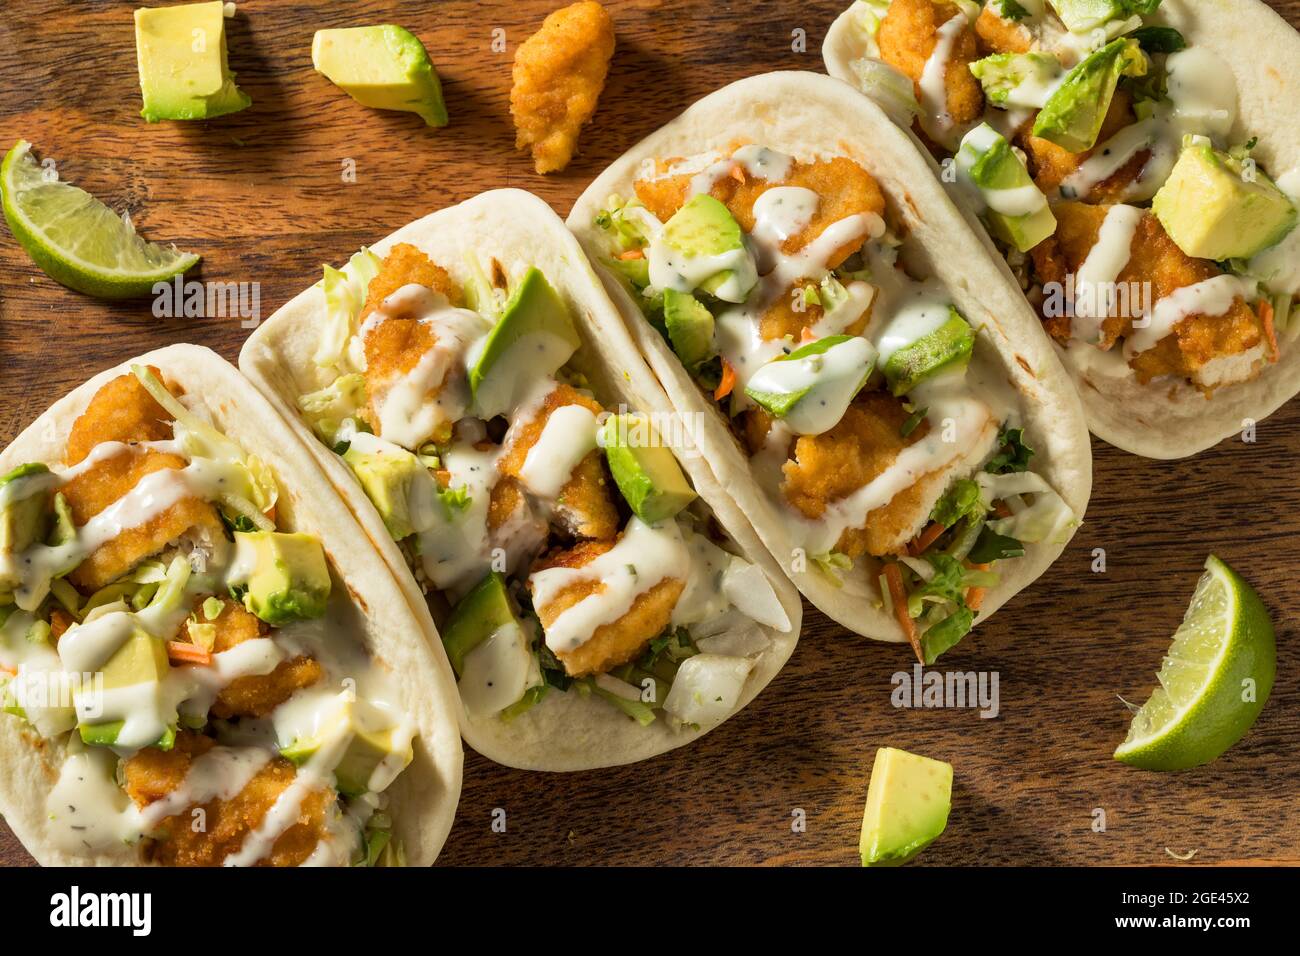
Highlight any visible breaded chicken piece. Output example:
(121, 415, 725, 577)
(531, 538, 686, 677)
(1016, 89, 1141, 200)
(125, 732, 333, 867)
(64, 368, 172, 467)
(361, 244, 465, 447)
(497, 384, 618, 539)
(182, 597, 324, 720)
(974, 3, 1033, 54)
(511, 1, 615, 174)
(878, 0, 985, 132)
(61, 448, 223, 592)
(780, 392, 996, 557)
(1031, 202, 1266, 388)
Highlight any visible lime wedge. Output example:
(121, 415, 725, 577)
(1, 140, 199, 299)
(1115, 555, 1275, 771)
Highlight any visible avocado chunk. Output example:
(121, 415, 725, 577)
(881, 309, 975, 397)
(956, 124, 1057, 253)
(343, 440, 422, 541)
(601, 413, 698, 524)
(1032, 38, 1146, 153)
(311, 25, 447, 128)
(77, 628, 176, 750)
(649, 194, 758, 304)
(745, 335, 877, 435)
(969, 52, 1064, 110)
(133, 1, 251, 122)
(282, 693, 413, 797)
(232, 531, 331, 625)
(1153, 140, 1298, 261)
(1046, 0, 1127, 33)
(859, 746, 953, 867)
(0, 464, 53, 593)
(662, 288, 717, 372)
(469, 268, 581, 419)
(440, 571, 519, 678)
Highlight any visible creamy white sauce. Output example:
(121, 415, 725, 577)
(918, 14, 970, 147)
(458, 622, 541, 718)
(47, 746, 143, 855)
(1248, 170, 1300, 296)
(874, 296, 952, 363)
(1070, 204, 1143, 343)
(518, 403, 600, 500)
(745, 336, 877, 435)
(683, 145, 795, 196)
(1125, 274, 1250, 358)
(413, 442, 498, 596)
(138, 745, 272, 830)
(751, 186, 820, 251)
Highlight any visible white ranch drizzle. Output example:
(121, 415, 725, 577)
(1124, 274, 1250, 358)
(918, 14, 970, 147)
(745, 336, 877, 435)
(412, 441, 498, 595)
(750, 186, 819, 253)
(684, 144, 795, 196)
(138, 746, 273, 830)
(47, 746, 143, 854)
(517, 403, 600, 500)
(1249, 170, 1300, 296)
(1070, 204, 1143, 343)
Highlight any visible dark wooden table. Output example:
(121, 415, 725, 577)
(1, 0, 1296, 866)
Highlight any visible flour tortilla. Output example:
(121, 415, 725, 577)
(0, 345, 463, 866)
(240, 189, 801, 771)
(825, 0, 1300, 459)
(567, 71, 1091, 644)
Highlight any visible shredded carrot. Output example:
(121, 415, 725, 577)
(714, 358, 737, 401)
(992, 500, 1012, 519)
(167, 641, 212, 666)
(263, 504, 277, 524)
(965, 562, 991, 612)
(1260, 300, 1279, 363)
(729, 164, 747, 184)
(0, 663, 16, 678)
(909, 521, 945, 556)
(799, 325, 816, 344)
(883, 563, 921, 665)
(615, 248, 645, 261)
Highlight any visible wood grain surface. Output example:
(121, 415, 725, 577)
(1, 0, 1297, 867)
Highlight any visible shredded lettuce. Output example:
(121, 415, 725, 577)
(851, 0, 895, 58)
(315, 248, 381, 371)
(848, 57, 922, 126)
(594, 195, 656, 254)
(811, 550, 853, 586)
(297, 373, 366, 445)
(977, 472, 1077, 544)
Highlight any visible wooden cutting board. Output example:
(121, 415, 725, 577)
(1, 0, 1296, 867)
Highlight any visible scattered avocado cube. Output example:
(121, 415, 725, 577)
(232, 530, 331, 625)
(134, 1, 252, 122)
(662, 288, 717, 372)
(969, 52, 1064, 110)
(601, 413, 698, 524)
(282, 693, 413, 796)
(343, 442, 422, 540)
(0, 464, 52, 591)
(77, 627, 176, 750)
(882, 310, 975, 396)
(1152, 140, 1298, 261)
(957, 124, 1056, 253)
(655, 195, 758, 303)
(859, 746, 953, 867)
(1032, 38, 1146, 153)
(440, 571, 519, 678)
(311, 25, 447, 128)
(469, 268, 581, 419)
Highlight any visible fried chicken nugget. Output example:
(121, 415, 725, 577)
(531, 538, 686, 677)
(497, 384, 618, 539)
(1016, 89, 1141, 200)
(878, 0, 985, 131)
(125, 731, 332, 867)
(974, 2, 1033, 54)
(64, 369, 172, 467)
(511, 1, 615, 174)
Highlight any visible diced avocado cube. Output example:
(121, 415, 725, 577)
(439, 571, 519, 678)
(469, 268, 581, 419)
(134, 1, 252, 122)
(1046, 0, 1126, 33)
(957, 124, 1056, 253)
(744, 335, 876, 435)
(859, 746, 953, 866)
(882, 311, 975, 396)
(1032, 38, 1146, 153)
(311, 25, 447, 128)
(232, 531, 331, 625)
(600, 413, 698, 524)
(1152, 140, 1298, 261)
(343, 442, 422, 541)
(654, 195, 758, 303)
(77, 628, 175, 749)
(0, 463, 52, 591)
(970, 52, 1064, 110)
(662, 288, 717, 372)
(282, 695, 413, 797)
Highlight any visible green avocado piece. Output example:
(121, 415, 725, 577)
(601, 413, 698, 524)
(232, 531, 331, 625)
(970, 52, 1065, 109)
(282, 695, 413, 797)
(78, 628, 176, 750)
(657, 195, 757, 303)
(311, 25, 447, 128)
(0, 464, 52, 591)
(882, 310, 975, 396)
(1046, 0, 1127, 33)
(1032, 38, 1146, 153)
(957, 124, 1057, 253)
(133, 1, 252, 122)
(440, 571, 520, 679)
(662, 288, 717, 372)
(859, 747, 953, 866)
(343, 442, 422, 541)
(1152, 140, 1298, 261)
(469, 268, 581, 419)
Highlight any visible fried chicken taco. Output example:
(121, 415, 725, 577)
(0, 346, 462, 866)
(825, 0, 1300, 458)
(238, 189, 800, 771)
(567, 71, 1090, 661)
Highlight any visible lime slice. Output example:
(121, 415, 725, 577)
(1, 140, 198, 299)
(1115, 555, 1275, 771)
